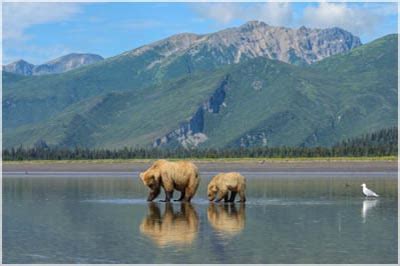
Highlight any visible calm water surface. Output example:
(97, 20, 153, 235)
(3, 173, 398, 264)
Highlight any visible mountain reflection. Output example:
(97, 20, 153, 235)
(139, 202, 199, 247)
(207, 203, 246, 237)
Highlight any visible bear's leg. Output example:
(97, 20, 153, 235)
(215, 190, 228, 203)
(183, 186, 196, 202)
(229, 191, 237, 202)
(174, 191, 185, 201)
(147, 186, 161, 201)
(182, 175, 200, 202)
(237, 190, 246, 202)
(159, 190, 173, 202)
(224, 193, 229, 203)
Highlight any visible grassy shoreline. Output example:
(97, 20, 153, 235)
(2, 156, 397, 165)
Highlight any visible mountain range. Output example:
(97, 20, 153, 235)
(4, 53, 104, 76)
(2, 21, 397, 149)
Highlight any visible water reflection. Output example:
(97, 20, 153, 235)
(207, 203, 246, 237)
(362, 199, 379, 223)
(139, 202, 199, 247)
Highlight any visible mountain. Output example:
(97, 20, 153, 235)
(3, 53, 104, 76)
(3, 60, 35, 76)
(2, 22, 396, 149)
(154, 34, 397, 149)
(121, 21, 361, 73)
(3, 22, 362, 133)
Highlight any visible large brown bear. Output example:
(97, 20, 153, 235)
(139, 159, 200, 202)
(207, 172, 246, 202)
(140, 203, 199, 247)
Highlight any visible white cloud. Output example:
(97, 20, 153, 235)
(193, 3, 293, 27)
(252, 3, 293, 27)
(3, 2, 82, 42)
(3, 3, 83, 64)
(194, 3, 238, 24)
(301, 2, 397, 36)
(192, 2, 397, 38)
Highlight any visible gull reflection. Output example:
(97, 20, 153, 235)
(362, 199, 379, 223)
(139, 202, 199, 247)
(207, 203, 246, 238)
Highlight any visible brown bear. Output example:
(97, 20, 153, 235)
(140, 202, 199, 247)
(139, 159, 200, 202)
(207, 172, 246, 202)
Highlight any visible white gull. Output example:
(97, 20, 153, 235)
(361, 183, 379, 197)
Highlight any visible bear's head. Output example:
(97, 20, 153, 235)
(207, 182, 218, 201)
(139, 168, 161, 190)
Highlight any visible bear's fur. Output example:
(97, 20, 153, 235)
(140, 202, 199, 247)
(207, 172, 246, 202)
(140, 159, 200, 202)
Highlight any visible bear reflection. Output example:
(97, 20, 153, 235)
(140, 202, 199, 247)
(207, 203, 246, 237)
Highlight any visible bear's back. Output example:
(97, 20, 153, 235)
(216, 172, 245, 189)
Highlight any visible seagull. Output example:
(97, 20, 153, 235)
(361, 183, 379, 198)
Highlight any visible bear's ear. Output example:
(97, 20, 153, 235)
(139, 172, 144, 181)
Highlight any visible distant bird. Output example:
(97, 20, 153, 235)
(361, 183, 379, 197)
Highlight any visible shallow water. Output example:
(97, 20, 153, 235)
(3, 173, 398, 264)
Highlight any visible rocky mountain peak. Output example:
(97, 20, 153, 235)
(46, 53, 103, 64)
(15, 59, 31, 64)
(203, 21, 362, 64)
(34, 53, 104, 75)
(4, 53, 104, 76)
(240, 20, 269, 30)
(129, 33, 203, 57)
(298, 25, 308, 32)
(126, 20, 362, 68)
(3, 59, 35, 76)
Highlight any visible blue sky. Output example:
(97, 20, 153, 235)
(3, 2, 398, 64)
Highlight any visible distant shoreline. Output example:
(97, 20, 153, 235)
(2, 157, 398, 173)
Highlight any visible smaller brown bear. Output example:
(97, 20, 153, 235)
(207, 172, 246, 202)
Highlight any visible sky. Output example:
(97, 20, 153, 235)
(2, 2, 398, 65)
